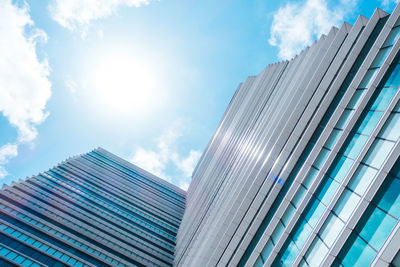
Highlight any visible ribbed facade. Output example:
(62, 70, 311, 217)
(176, 6, 400, 267)
(0, 147, 186, 267)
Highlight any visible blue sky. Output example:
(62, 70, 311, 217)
(0, 0, 398, 189)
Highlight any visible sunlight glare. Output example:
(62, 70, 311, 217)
(90, 53, 158, 115)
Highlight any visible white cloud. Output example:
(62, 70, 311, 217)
(130, 120, 202, 190)
(380, 0, 399, 10)
(0, 143, 18, 178)
(269, 0, 357, 60)
(65, 75, 78, 95)
(48, 0, 150, 36)
(0, 0, 51, 178)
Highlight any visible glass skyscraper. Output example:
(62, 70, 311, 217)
(2, 4, 400, 267)
(176, 5, 400, 267)
(0, 148, 186, 266)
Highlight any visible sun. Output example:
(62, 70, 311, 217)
(90, 53, 157, 115)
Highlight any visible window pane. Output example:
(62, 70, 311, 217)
(336, 109, 353, 129)
(319, 214, 345, 247)
(303, 167, 319, 189)
(314, 148, 330, 170)
(261, 239, 274, 262)
(379, 113, 400, 141)
(383, 26, 400, 47)
(377, 177, 400, 218)
(305, 237, 328, 266)
(325, 129, 342, 150)
(317, 177, 340, 206)
(347, 90, 365, 109)
(356, 111, 383, 135)
(328, 156, 354, 182)
(363, 139, 395, 168)
(370, 87, 398, 111)
(280, 240, 299, 266)
(305, 199, 325, 228)
(370, 47, 391, 68)
(343, 133, 368, 159)
(359, 208, 397, 250)
(385, 64, 400, 87)
(293, 220, 312, 248)
(342, 235, 376, 267)
(334, 190, 361, 221)
(359, 69, 378, 89)
(348, 165, 377, 195)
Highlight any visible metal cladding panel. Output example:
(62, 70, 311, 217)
(0, 148, 186, 267)
(176, 5, 400, 267)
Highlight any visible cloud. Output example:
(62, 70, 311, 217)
(0, 0, 51, 178)
(130, 120, 202, 190)
(48, 0, 150, 36)
(269, 0, 357, 60)
(380, 0, 399, 10)
(0, 144, 18, 178)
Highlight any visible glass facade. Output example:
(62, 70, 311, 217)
(0, 148, 186, 267)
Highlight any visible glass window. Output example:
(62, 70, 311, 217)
(320, 214, 345, 247)
(325, 129, 342, 150)
(348, 165, 377, 195)
(305, 199, 325, 228)
(314, 148, 330, 170)
(271, 221, 285, 243)
(384, 64, 400, 87)
(359, 69, 378, 89)
(336, 110, 353, 129)
(334, 190, 361, 221)
(341, 234, 376, 267)
(359, 208, 397, 250)
(363, 139, 395, 168)
(292, 185, 307, 208)
(293, 220, 312, 248)
(370, 47, 391, 68)
(261, 239, 274, 262)
(305, 237, 328, 266)
(347, 90, 365, 109)
(303, 167, 319, 189)
(383, 26, 400, 47)
(377, 177, 400, 218)
(254, 256, 264, 267)
(280, 240, 299, 266)
(370, 87, 398, 111)
(343, 133, 368, 159)
(328, 156, 354, 182)
(356, 111, 383, 135)
(379, 112, 400, 141)
(317, 177, 340, 206)
(282, 203, 296, 226)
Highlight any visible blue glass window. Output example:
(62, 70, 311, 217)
(359, 208, 396, 250)
(363, 139, 395, 168)
(319, 214, 344, 247)
(328, 156, 354, 182)
(383, 26, 400, 47)
(356, 111, 383, 135)
(370, 47, 391, 68)
(376, 177, 400, 218)
(359, 69, 378, 89)
(348, 165, 377, 195)
(341, 234, 376, 267)
(333, 190, 360, 221)
(378, 113, 400, 141)
(370, 87, 398, 110)
(343, 133, 368, 159)
(385, 64, 400, 87)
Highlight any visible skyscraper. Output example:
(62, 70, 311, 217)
(2, 4, 400, 267)
(0, 148, 186, 267)
(176, 5, 400, 267)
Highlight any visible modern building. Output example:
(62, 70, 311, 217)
(2, 4, 400, 267)
(0, 147, 186, 267)
(176, 5, 400, 267)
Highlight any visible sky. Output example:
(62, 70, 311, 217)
(0, 0, 398, 190)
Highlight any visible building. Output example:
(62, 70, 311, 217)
(0, 147, 186, 267)
(175, 5, 400, 267)
(2, 4, 400, 267)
